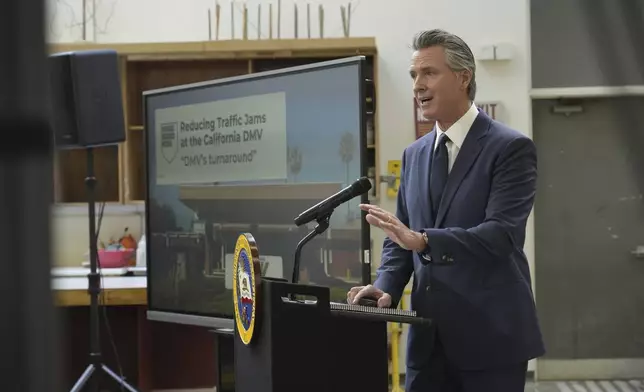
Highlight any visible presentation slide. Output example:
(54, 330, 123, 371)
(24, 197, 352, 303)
(155, 92, 287, 185)
(145, 59, 366, 322)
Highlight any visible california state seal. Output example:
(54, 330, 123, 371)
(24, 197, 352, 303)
(232, 233, 261, 345)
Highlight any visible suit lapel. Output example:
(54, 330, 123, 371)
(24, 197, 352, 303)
(435, 112, 491, 227)
(419, 131, 437, 227)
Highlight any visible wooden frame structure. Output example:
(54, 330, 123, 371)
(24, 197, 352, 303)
(48, 38, 380, 205)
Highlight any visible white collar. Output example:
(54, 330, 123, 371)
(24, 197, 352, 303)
(435, 102, 479, 150)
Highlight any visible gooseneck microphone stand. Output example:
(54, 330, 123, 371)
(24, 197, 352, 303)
(70, 147, 138, 392)
(289, 212, 333, 301)
(289, 177, 372, 289)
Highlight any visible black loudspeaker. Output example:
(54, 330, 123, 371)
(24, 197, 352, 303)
(48, 49, 126, 149)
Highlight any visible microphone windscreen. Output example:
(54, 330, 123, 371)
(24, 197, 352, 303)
(355, 177, 372, 193)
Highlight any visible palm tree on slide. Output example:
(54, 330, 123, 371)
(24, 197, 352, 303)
(288, 146, 303, 182)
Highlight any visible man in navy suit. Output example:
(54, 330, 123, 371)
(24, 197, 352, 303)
(347, 29, 545, 391)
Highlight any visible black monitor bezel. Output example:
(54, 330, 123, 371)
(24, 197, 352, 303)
(142, 55, 371, 326)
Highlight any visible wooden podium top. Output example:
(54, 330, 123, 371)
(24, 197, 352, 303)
(52, 273, 147, 307)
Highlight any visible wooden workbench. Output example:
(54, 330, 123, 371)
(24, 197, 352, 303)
(52, 275, 147, 307)
(52, 273, 216, 391)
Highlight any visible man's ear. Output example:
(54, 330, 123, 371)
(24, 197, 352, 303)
(460, 70, 472, 91)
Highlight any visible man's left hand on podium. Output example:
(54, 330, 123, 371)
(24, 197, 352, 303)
(347, 284, 392, 308)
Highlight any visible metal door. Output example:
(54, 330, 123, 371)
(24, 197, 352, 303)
(533, 97, 644, 380)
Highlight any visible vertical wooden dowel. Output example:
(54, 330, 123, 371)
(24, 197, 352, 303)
(208, 8, 212, 40)
(92, 0, 97, 41)
(269, 3, 273, 39)
(82, 0, 87, 40)
(257, 4, 262, 39)
(319, 4, 324, 38)
(294, 3, 298, 38)
(340, 5, 347, 37)
(277, 0, 281, 38)
(347, 2, 351, 37)
(215, 2, 221, 40)
(243, 3, 248, 40)
(231, 1, 235, 39)
(307, 3, 310, 38)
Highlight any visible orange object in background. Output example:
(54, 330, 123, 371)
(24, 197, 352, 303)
(119, 227, 138, 249)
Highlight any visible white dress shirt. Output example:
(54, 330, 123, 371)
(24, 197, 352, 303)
(434, 102, 479, 173)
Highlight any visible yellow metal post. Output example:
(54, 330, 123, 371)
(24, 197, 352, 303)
(389, 294, 405, 392)
(390, 322, 401, 391)
(387, 160, 402, 199)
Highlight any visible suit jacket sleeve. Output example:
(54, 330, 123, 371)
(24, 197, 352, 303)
(423, 136, 537, 264)
(373, 149, 414, 306)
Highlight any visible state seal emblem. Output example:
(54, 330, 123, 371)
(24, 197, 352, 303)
(232, 233, 261, 345)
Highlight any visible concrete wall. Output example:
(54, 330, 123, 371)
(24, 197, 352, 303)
(531, 0, 644, 88)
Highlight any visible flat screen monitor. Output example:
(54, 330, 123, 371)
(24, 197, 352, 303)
(144, 56, 371, 328)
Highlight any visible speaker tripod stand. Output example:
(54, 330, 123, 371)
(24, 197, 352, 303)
(70, 147, 138, 392)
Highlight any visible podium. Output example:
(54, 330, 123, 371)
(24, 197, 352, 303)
(231, 233, 431, 392)
(234, 278, 389, 392)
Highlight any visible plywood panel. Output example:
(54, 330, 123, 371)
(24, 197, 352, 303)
(127, 60, 249, 125)
(56, 146, 120, 203)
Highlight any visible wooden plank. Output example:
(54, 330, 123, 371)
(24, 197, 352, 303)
(52, 275, 147, 306)
(48, 38, 377, 58)
(54, 287, 147, 307)
(56, 146, 121, 203)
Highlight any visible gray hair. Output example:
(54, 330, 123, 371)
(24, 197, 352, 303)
(411, 29, 477, 101)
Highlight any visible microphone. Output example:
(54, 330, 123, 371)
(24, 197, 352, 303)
(290, 176, 372, 286)
(293, 177, 372, 226)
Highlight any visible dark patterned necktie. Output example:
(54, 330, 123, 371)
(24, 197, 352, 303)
(430, 133, 450, 215)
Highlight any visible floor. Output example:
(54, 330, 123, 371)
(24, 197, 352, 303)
(390, 380, 644, 392)
(525, 380, 644, 392)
